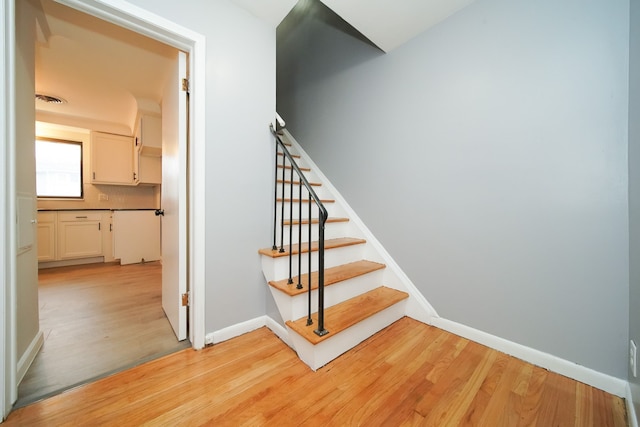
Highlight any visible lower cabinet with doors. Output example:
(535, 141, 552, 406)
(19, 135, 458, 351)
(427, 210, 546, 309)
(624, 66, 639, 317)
(37, 210, 112, 266)
(36, 211, 56, 262)
(57, 211, 104, 259)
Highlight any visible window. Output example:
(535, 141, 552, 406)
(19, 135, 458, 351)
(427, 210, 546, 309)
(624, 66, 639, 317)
(36, 138, 83, 198)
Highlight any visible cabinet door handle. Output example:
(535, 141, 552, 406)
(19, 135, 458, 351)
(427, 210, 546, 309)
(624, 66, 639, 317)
(93, 172, 96, 180)
(75, 216, 88, 219)
(110, 224, 112, 232)
(98, 223, 101, 231)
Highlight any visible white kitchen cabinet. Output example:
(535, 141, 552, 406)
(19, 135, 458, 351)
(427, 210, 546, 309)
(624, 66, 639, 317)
(134, 115, 162, 185)
(113, 210, 161, 265)
(135, 115, 162, 157)
(36, 212, 56, 261)
(57, 211, 103, 260)
(135, 150, 162, 185)
(91, 131, 135, 185)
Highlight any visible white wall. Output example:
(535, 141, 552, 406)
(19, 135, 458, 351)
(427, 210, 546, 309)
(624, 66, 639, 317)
(629, 0, 640, 419)
(278, 0, 630, 378)
(125, 0, 275, 333)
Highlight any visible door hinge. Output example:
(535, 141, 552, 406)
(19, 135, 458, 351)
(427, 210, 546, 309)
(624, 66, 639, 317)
(182, 78, 189, 93)
(182, 292, 190, 307)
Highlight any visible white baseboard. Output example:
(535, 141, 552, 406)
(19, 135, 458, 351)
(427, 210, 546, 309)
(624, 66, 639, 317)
(206, 316, 293, 349)
(265, 316, 293, 349)
(16, 330, 43, 386)
(207, 316, 266, 345)
(628, 382, 639, 427)
(431, 317, 627, 397)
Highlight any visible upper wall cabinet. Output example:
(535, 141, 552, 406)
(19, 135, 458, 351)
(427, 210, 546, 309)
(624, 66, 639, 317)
(135, 115, 162, 157)
(90, 131, 136, 185)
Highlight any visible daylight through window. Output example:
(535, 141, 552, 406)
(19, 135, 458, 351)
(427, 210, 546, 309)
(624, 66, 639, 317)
(36, 138, 83, 198)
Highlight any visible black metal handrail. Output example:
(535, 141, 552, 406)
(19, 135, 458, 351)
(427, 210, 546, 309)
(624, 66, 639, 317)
(270, 124, 328, 337)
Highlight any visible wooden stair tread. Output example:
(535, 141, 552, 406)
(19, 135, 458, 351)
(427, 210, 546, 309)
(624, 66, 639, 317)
(285, 287, 409, 345)
(277, 179, 321, 187)
(278, 165, 311, 172)
(258, 237, 366, 258)
(283, 218, 348, 226)
(269, 260, 386, 296)
(277, 198, 335, 204)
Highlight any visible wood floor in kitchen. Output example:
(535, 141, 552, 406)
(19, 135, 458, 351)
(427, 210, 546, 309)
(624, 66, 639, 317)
(16, 262, 190, 407)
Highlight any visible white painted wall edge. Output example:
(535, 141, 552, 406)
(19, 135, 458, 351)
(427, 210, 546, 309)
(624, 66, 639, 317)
(281, 129, 439, 322)
(3, 0, 17, 414)
(0, 0, 8, 419)
(15, 330, 42, 387)
(432, 317, 628, 397)
(205, 316, 294, 349)
(628, 382, 639, 427)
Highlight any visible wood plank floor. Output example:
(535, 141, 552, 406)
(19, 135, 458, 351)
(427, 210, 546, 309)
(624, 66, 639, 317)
(6, 317, 627, 426)
(17, 262, 190, 407)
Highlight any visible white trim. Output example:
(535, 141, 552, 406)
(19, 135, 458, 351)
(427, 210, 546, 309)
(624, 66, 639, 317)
(628, 382, 639, 427)
(54, 0, 207, 350)
(265, 316, 293, 349)
(210, 316, 267, 345)
(1, 0, 15, 417)
(206, 316, 293, 349)
(283, 129, 439, 322)
(432, 317, 628, 397)
(16, 330, 43, 386)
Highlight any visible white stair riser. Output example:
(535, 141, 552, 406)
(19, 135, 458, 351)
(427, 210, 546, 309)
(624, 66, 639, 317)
(275, 168, 313, 184)
(274, 204, 343, 223)
(276, 185, 330, 200)
(273, 223, 353, 247)
(269, 269, 385, 322)
(287, 300, 408, 371)
(261, 244, 365, 282)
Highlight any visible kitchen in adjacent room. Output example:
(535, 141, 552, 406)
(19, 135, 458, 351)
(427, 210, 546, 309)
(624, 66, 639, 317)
(16, 0, 190, 406)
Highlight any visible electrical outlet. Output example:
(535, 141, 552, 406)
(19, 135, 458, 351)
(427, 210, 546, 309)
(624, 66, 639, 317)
(631, 340, 637, 378)
(98, 193, 108, 201)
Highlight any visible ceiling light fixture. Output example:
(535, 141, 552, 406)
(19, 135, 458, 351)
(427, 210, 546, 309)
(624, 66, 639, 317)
(35, 93, 67, 104)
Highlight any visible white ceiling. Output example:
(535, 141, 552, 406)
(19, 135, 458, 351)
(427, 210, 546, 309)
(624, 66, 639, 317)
(35, 0, 475, 135)
(232, 0, 477, 53)
(35, 0, 177, 135)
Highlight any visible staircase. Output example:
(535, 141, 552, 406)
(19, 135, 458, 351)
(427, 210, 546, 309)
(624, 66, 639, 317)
(259, 128, 433, 371)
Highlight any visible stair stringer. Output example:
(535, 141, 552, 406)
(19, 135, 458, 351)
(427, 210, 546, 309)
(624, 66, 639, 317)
(281, 129, 440, 325)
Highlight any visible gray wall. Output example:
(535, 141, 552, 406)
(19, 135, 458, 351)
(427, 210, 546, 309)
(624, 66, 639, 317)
(126, 0, 275, 333)
(630, 0, 640, 418)
(278, 0, 630, 378)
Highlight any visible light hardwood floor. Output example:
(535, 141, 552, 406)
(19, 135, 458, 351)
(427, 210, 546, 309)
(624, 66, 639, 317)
(17, 262, 190, 407)
(6, 317, 627, 426)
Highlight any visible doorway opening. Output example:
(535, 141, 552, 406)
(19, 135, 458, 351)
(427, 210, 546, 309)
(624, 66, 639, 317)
(12, 0, 205, 407)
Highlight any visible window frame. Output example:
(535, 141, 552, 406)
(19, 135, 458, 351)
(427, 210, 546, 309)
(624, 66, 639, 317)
(35, 137, 84, 200)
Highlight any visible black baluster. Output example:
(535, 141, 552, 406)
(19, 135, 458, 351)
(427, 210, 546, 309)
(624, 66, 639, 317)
(288, 165, 294, 284)
(297, 180, 303, 290)
(272, 142, 279, 251)
(279, 149, 286, 253)
(307, 194, 313, 326)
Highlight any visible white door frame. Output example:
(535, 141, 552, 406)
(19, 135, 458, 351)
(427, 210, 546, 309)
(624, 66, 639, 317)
(1, 0, 206, 416)
(1, 0, 16, 418)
